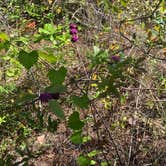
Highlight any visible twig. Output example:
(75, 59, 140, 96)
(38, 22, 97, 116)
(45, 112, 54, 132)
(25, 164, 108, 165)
(70, 6, 83, 21)
(51, 0, 58, 14)
(151, 100, 166, 102)
(127, 130, 133, 166)
(122, 87, 166, 91)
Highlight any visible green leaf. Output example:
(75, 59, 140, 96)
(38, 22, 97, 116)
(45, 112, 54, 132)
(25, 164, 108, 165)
(77, 156, 91, 166)
(38, 28, 50, 34)
(0, 40, 10, 51)
(70, 131, 83, 144)
(71, 95, 89, 109)
(90, 160, 97, 165)
(112, 5, 119, 13)
(82, 136, 91, 143)
(44, 24, 56, 34)
(16, 37, 29, 45)
(0, 158, 5, 165)
(39, 24, 55, 35)
(101, 162, 108, 166)
(93, 46, 100, 56)
(38, 51, 57, 63)
(87, 150, 100, 157)
(0, 85, 8, 94)
(16, 92, 37, 105)
(47, 67, 67, 85)
(45, 85, 67, 93)
(120, 0, 127, 7)
(18, 50, 38, 70)
(68, 111, 84, 130)
(0, 33, 9, 41)
(90, 46, 109, 66)
(0, 116, 6, 125)
(49, 100, 65, 119)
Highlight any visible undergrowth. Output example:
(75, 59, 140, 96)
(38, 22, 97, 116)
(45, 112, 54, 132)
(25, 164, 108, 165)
(0, 0, 165, 166)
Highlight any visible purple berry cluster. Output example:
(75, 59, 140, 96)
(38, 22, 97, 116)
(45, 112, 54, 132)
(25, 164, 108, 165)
(111, 55, 120, 62)
(69, 23, 78, 42)
(39, 92, 60, 102)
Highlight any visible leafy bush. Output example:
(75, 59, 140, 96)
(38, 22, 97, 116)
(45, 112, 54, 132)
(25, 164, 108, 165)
(0, 0, 165, 165)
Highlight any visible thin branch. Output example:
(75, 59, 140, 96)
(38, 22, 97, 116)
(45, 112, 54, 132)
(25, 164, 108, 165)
(122, 87, 166, 91)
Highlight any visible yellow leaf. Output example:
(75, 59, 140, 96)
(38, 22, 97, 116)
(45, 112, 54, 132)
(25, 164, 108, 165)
(109, 43, 120, 50)
(92, 74, 97, 80)
(91, 84, 97, 87)
(48, 0, 53, 5)
(56, 7, 62, 14)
